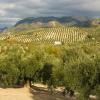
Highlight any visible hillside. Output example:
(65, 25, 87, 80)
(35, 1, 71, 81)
(0, 27, 89, 44)
(15, 16, 91, 27)
(7, 16, 91, 32)
(0, 25, 100, 100)
(4, 17, 100, 33)
(91, 18, 100, 26)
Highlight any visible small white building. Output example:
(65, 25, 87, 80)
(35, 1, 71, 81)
(92, 37, 95, 40)
(54, 41, 62, 45)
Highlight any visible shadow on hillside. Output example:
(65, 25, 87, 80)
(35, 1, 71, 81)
(29, 85, 75, 100)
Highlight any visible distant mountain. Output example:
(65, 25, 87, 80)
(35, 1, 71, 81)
(0, 27, 7, 32)
(91, 18, 100, 26)
(15, 16, 91, 28)
(5, 16, 100, 32)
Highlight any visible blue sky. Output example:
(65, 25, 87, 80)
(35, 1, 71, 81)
(0, 0, 100, 27)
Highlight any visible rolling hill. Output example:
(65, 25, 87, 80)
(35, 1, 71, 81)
(0, 27, 89, 44)
(15, 16, 91, 27)
(0, 16, 100, 45)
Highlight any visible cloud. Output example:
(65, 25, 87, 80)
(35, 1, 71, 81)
(0, 3, 15, 9)
(0, 10, 6, 16)
(0, 3, 15, 17)
(0, 18, 21, 23)
(0, 0, 100, 27)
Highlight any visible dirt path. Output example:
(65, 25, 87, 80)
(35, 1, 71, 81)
(0, 87, 33, 100)
(0, 87, 68, 100)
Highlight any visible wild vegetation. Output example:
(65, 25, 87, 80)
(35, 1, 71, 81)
(0, 26, 100, 100)
(0, 41, 100, 99)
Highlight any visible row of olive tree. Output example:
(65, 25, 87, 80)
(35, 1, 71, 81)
(0, 43, 99, 99)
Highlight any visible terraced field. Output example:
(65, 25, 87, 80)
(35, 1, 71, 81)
(0, 27, 89, 44)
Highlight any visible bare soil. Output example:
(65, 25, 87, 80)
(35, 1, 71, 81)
(0, 84, 74, 100)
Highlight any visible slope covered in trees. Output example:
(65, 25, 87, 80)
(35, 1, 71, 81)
(0, 27, 89, 44)
(0, 41, 100, 100)
(0, 25, 100, 100)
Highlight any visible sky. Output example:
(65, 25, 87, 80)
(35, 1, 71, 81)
(0, 0, 100, 28)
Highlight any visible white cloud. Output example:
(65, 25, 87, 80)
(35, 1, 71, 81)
(0, 3, 15, 16)
(0, 10, 6, 16)
(0, 17, 21, 22)
(0, 3, 15, 9)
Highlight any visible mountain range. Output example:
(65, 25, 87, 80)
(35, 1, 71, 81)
(1, 16, 100, 32)
(15, 16, 91, 27)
